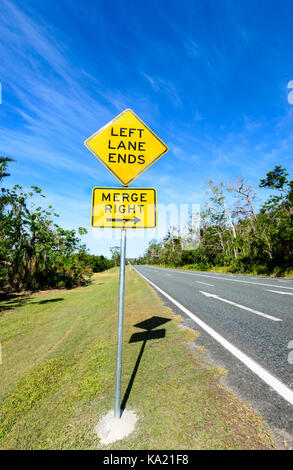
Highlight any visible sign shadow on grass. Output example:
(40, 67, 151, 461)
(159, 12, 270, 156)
(121, 316, 171, 415)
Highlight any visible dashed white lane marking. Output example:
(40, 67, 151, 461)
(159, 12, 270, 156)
(134, 268, 293, 406)
(265, 289, 293, 296)
(173, 271, 293, 290)
(200, 291, 282, 322)
(147, 266, 293, 289)
(196, 281, 214, 287)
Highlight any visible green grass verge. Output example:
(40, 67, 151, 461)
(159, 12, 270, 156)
(0, 267, 276, 449)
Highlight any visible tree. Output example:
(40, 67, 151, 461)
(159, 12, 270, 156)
(0, 160, 113, 291)
(110, 246, 120, 266)
(227, 177, 257, 220)
(259, 165, 293, 211)
(0, 156, 16, 180)
(205, 180, 238, 260)
(134, 166, 293, 275)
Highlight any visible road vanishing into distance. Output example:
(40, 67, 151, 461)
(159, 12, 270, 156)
(134, 265, 293, 445)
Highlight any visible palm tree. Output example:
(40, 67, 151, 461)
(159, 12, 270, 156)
(0, 156, 16, 181)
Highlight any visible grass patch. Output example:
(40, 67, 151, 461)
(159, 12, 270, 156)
(0, 358, 68, 440)
(0, 266, 277, 449)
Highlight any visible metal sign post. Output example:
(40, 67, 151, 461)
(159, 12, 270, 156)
(84, 108, 168, 421)
(114, 227, 127, 418)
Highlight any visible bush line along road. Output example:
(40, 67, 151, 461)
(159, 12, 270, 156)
(134, 265, 293, 446)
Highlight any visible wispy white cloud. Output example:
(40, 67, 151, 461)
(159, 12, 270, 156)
(0, 1, 161, 180)
(288, 81, 293, 104)
(242, 115, 263, 132)
(170, 144, 200, 165)
(194, 110, 204, 122)
(139, 70, 182, 107)
(0, 125, 95, 178)
(0, 1, 114, 174)
(183, 39, 199, 58)
(0, 0, 70, 80)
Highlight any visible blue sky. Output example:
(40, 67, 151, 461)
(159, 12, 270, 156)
(1, 0, 293, 258)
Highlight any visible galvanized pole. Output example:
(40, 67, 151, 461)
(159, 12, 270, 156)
(114, 227, 127, 418)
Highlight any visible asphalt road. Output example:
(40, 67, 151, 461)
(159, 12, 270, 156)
(134, 265, 293, 446)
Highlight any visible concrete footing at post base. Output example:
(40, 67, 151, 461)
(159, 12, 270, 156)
(94, 409, 138, 445)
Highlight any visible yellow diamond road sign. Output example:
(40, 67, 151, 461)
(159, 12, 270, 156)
(91, 187, 156, 229)
(84, 109, 168, 186)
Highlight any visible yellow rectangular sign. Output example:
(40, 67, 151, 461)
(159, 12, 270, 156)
(91, 187, 157, 229)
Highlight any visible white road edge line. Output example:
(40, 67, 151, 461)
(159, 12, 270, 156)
(265, 289, 293, 296)
(200, 291, 282, 322)
(196, 281, 214, 287)
(133, 267, 293, 406)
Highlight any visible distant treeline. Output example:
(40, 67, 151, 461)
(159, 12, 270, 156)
(134, 166, 293, 276)
(0, 158, 114, 292)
